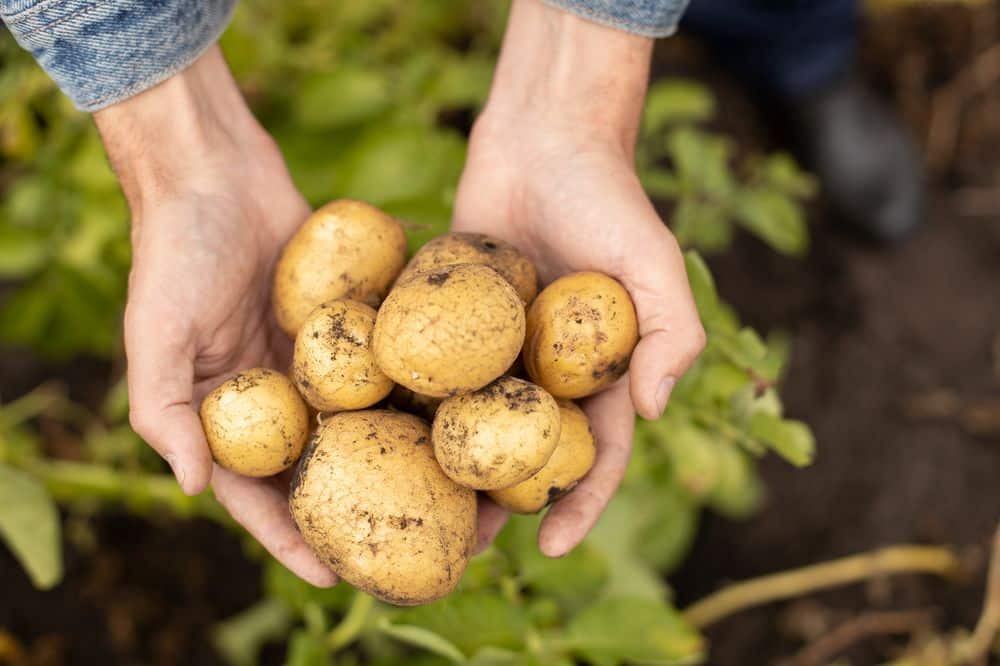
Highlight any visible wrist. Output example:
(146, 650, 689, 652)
(481, 0, 653, 149)
(94, 46, 270, 211)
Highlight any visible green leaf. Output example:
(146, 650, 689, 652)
(0, 463, 62, 589)
(565, 597, 704, 665)
(376, 617, 466, 663)
(296, 68, 391, 129)
(0, 225, 48, 278)
(670, 198, 733, 253)
(643, 79, 715, 133)
(285, 629, 332, 666)
(213, 598, 294, 666)
(683, 251, 718, 318)
(424, 56, 494, 109)
(751, 153, 817, 199)
(393, 591, 528, 656)
(748, 413, 816, 467)
(635, 484, 700, 574)
(707, 444, 764, 519)
(734, 188, 809, 257)
(656, 420, 720, 499)
(666, 128, 735, 198)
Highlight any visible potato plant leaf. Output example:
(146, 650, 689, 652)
(0, 463, 62, 589)
(376, 617, 466, 663)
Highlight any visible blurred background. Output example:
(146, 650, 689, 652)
(1, 1, 998, 665)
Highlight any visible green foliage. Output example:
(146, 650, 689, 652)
(0, 1, 818, 664)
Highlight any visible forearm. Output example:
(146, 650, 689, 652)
(93, 47, 270, 218)
(482, 0, 655, 151)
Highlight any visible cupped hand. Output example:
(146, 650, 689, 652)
(454, 115, 706, 557)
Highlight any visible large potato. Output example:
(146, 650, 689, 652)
(523, 271, 639, 399)
(273, 199, 407, 336)
(199, 368, 309, 477)
(289, 410, 476, 605)
(488, 400, 596, 513)
(373, 264, 525, 398)
(432, 377, 561, 490)
(292, 299, 393, 412)
(398, 232, 538, 305)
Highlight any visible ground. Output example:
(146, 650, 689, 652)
(2, 4, 999, 665)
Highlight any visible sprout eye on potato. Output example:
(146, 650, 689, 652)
(373, 263, 526, 398)
(432, 376, 561, 490)
(398, 232, 539, 305)
(292, 299, 393, 412)
(273, 199, 407, 336)
(199, 368, 310, 477)
(488, 400, 597, 513)
(523, 271, 639, 400)
(289, 410, 476, 606)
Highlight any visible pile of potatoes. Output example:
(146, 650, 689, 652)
(199, 199, 639, 605)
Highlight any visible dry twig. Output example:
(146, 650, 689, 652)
(786, 609, 934, 666)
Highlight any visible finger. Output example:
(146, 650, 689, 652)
(125, 303, 213, 495)
(538, 380, 634, 557)
(474, 495, 511, 554)
(212, 466, 338, 588)
(619, 211, 706, 420)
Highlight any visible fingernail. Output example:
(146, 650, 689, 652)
(165, 454, 186, 488)
(655, 376, 676, 416)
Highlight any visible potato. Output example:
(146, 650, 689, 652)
(199, 368, 310, 477)
(273, 199, 407, 336)
(389, 385, 443, 421)
(289, 410, 476, 605)
(523, 271, 639, 399)
(488, 400, 596, 513)
(398, 232, 538, 305)
(432, 376, 561, 490)
(373, 264, 525, 398)
(292, 299, 393, 412)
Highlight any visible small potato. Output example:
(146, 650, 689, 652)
(292, 299, 393, 412)
(432, 377, 561, 490)
(290, 410, 476, 605)
(523, 271, 639, 399)
(389, 385, 443, 421)
(399, 232, 538, 305)
(373, 264, 525, 398)
(488, 400, 596, 513)
(273, 199, 407, 336)
(200, 368, 310, 477)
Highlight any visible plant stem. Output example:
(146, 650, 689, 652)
(328, 591, 375, 651)
(0, 383, 64, 430)
(683, 544, 962, 629)
(955, 523, 1000, 663)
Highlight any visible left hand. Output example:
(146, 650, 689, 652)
(456, 0, 706, 557)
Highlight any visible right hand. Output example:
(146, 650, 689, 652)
(95, 46, 336, 586)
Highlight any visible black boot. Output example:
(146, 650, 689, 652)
(779, 74, 925, 244)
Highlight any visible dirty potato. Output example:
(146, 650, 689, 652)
(199, 368, 310, 477)
(292, 299, 393, 412)
(488, 400, 596, 513)
(432, 376, 561, 490)
(289, 410, 476, 605)
(398, 232, 538, 305)
(273, 199, 407, 336)
(373, 264, 525, 398)
(523, 271, 639, 399)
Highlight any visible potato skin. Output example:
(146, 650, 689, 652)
(200, 368, 310, 477)
(292, 299, 393, 412)
(289, 410, 476, 606)
(524, 271, 639, 399)
(488, 400, 596, 513)
(399, 232, 538, 305)
(273, 200, 407, 336)
(373, 264, 526, 398)
(432, 377, 561, 490)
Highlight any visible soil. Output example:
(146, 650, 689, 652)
(2, 4, 999, 666)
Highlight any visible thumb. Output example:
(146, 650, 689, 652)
(125, 302, 214, 495)
(618, 203, 706, 420)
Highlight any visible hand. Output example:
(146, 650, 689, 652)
(457, 0, 706, 557)
(96, 47, 335, 586)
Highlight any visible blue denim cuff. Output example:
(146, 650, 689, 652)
(1, 0, 237, 112)
(541, 0, 689, 38)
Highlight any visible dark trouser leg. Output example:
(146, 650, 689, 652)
(680, 0, 858, 97)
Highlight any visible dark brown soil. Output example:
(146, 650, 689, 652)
(2, 4, 999, 666)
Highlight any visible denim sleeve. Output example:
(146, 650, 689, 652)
(542, 0, 689, 37)
(1, 0, 236, 112)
